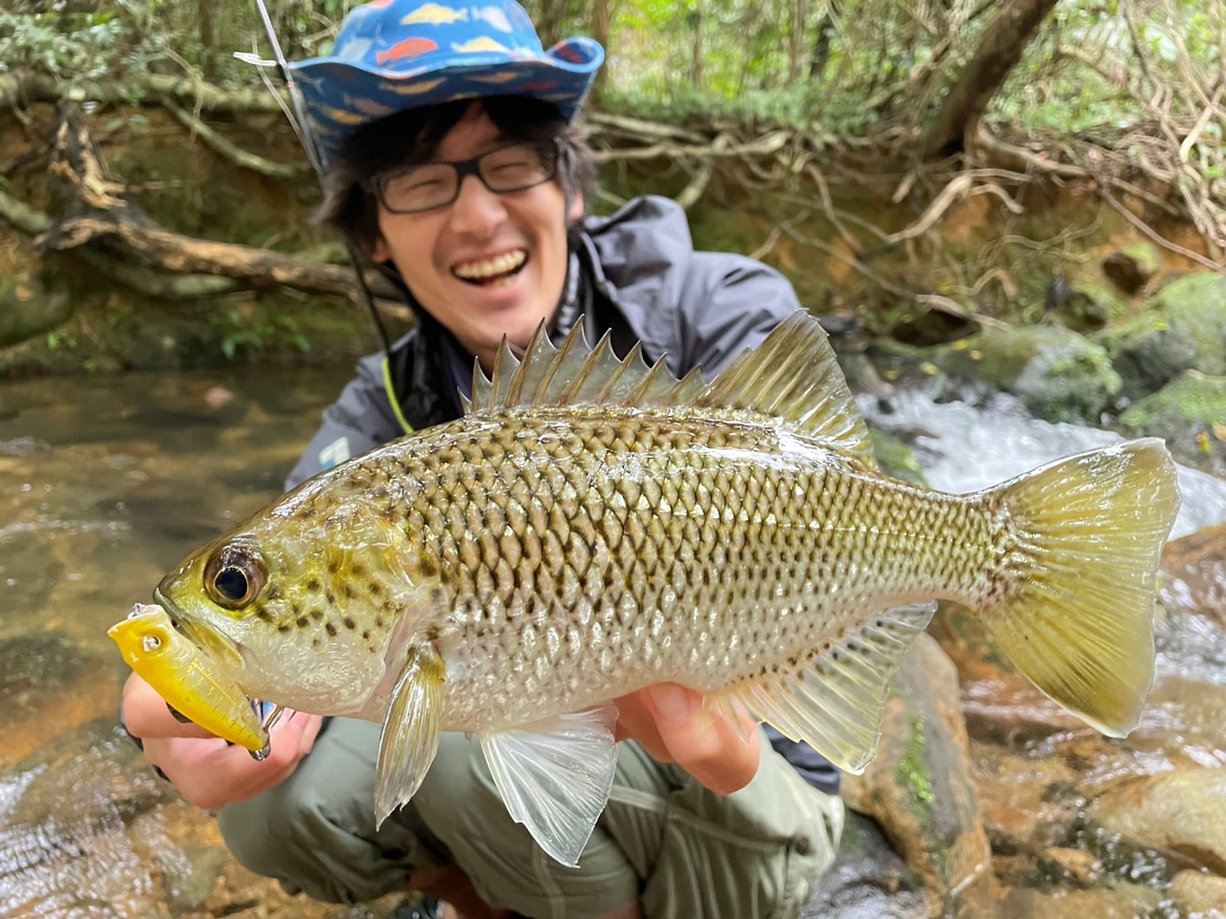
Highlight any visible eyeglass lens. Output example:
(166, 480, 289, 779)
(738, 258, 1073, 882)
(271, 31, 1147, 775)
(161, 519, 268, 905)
(378, 144, 556, 214)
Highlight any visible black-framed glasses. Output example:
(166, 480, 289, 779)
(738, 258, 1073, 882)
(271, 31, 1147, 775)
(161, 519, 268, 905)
(370, 141, 560, 215)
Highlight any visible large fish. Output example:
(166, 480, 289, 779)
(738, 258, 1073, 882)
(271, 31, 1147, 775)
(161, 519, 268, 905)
(139, 311, 1180, 865)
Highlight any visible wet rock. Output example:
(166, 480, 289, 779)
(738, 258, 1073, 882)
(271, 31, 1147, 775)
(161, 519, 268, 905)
(970, 741, 1082, 862)
(0, 271, 74, 347)
(1096, 271, 1226, 400)
(998, 881, 1162, 917)
(1116, 370, 1226, 475)
(803, 810, 927, 919)
(926, 326, 1121, 423)
(0, 631, 120, 768)
(0, 721, 181, 918)
(1043, 846, 1104, 885)
(1159, 523, 1226, 626)
(1089, 769, 1226, 875)
(1169, 869, 1226, 915)
(961, 675, 1089, 748)
(842, 635, 995, 915)
(0, 721, 403, 919)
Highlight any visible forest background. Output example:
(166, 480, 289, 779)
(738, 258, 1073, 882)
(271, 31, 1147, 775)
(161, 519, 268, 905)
(0, 0, 1222, 371)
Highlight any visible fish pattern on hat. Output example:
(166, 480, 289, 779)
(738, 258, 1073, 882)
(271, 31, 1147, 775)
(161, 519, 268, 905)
(288, 0, 603, 155)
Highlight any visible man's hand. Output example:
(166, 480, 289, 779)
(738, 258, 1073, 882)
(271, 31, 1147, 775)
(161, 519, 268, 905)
(120, 672, 323, 811)
(613, 683, 760, 794)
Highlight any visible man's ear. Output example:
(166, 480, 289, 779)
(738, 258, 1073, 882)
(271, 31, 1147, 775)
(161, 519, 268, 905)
(372, 236, 390, 263)
(567, 191, 585, 224)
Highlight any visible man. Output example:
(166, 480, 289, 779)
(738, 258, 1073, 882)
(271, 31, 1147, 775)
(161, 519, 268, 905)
(120, 2, 843, 916)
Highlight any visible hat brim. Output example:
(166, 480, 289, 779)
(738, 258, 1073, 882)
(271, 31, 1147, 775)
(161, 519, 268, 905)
(289, 37, 603, 156)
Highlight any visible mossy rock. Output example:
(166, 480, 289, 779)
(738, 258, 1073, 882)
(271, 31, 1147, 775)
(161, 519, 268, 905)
(1095, 272, 1226, 400)
(0, 271, 75, 347)
(928, 325, 1121, 423)
(1116, 370, 1226, 476)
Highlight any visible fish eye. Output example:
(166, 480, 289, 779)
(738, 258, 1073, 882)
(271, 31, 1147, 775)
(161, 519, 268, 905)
(203, 543, 267, 609)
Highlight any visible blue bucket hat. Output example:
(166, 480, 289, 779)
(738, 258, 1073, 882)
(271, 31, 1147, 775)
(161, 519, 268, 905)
(289, 0, 604, 156)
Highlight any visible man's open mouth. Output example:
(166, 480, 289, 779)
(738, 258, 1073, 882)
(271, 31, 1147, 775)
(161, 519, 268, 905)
(453, 249, 527, 286)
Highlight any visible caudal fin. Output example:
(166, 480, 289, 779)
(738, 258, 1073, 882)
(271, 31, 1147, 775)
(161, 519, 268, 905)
(984, 438, 1180, 737)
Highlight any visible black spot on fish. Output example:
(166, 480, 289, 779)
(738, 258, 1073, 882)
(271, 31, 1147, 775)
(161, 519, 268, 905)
(326, 590, 336, 605)
(296, 616, 309, 628)
(362, 630, 370, 640)
(306, 577, 321, 593)
(351, 563, 368, 578)
(328, 559, 341, 574)
(277, 624, 291, 633)
(311, 609, 324, 622)
(325, 622, 338, 637)
(343, 616, 356, 631)
(342, 583, 356, 600)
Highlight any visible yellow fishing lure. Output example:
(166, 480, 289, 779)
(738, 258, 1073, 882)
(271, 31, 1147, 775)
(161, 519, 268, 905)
(110, 603, 269, 754)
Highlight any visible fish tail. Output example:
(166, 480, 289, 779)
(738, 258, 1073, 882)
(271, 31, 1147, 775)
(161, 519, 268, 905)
(983, 437, 1179, 736)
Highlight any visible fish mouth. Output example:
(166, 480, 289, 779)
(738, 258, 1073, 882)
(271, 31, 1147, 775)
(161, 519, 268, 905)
(153, 586, 246, 669)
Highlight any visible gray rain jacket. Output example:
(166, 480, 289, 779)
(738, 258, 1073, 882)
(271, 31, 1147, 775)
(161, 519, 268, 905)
(288, 195, 839, 795)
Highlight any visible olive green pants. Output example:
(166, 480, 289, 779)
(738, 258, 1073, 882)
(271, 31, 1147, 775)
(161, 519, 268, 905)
(219, 718, 843, 919)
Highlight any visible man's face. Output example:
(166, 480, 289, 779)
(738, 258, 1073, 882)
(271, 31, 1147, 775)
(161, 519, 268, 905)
(372, 103, 581, 370)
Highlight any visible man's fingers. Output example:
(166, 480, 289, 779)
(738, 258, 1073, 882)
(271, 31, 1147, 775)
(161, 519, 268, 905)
(147, 712, 324, 810)
(642, 683, 761, 795)
(121, 673, 217, 740)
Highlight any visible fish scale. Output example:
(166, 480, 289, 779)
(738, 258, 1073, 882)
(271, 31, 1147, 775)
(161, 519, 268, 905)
(139, 310, 1180, 866)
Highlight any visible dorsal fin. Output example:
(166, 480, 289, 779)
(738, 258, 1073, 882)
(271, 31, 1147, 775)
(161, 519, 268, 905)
(464, 311, 874, 463)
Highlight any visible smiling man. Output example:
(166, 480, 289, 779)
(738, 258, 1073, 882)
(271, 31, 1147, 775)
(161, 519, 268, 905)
(119, 2, 843, 917)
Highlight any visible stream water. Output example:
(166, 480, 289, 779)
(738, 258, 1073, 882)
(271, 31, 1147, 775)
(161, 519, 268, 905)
(2, 366, 1226, 917)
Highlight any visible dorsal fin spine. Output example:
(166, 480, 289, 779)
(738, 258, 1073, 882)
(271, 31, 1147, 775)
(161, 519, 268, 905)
(464, 312, 874, 464)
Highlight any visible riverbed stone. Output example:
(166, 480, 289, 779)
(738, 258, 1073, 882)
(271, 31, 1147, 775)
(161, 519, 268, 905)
(926, 325, 1121, 422)
(1115, 370, 1226, 476)
(0, 720, 404, 919)
(1089, 769, 1226, 875)
(1096, 271, 1226, 399)
(803, 810, 928, 919)
(0, 270, 74, 347)
(1159, 523, 1226, 626)
(0, 631, 120, 768)
(1169, 869, 1226, 915)
(841, 635, 995, 915)
(997, 881, 1163, 917)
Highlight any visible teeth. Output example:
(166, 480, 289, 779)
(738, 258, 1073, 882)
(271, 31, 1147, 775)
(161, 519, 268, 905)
(454, 250, 526, 280)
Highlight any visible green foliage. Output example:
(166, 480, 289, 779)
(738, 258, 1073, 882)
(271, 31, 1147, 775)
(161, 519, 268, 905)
(0, 10, 125, 80)
(214, 310, 310, 361)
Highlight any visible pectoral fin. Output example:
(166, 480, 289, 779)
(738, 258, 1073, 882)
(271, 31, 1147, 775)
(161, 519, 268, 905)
(735, 603, 936, 773)
(374, 643, 445, 828)
(480, 702, 619, 867)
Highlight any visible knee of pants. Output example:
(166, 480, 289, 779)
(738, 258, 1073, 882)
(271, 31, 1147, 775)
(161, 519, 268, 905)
(217, 719, 420, 904)
(411, 731, 504, 842)
(218, 780, 320, 886)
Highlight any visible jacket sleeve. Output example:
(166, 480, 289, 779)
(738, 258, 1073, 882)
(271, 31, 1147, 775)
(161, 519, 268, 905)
(672, 250, 805, 379)
(284, 352, 404, 490)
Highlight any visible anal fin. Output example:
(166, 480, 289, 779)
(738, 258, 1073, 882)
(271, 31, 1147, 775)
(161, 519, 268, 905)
(481, 702, 619, 867)
(736, 603, 936, 773)
(374, 643, 445, 827)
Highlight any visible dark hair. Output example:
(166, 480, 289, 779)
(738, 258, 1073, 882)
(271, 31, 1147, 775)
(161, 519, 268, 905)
(317, 96, 598, 258)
